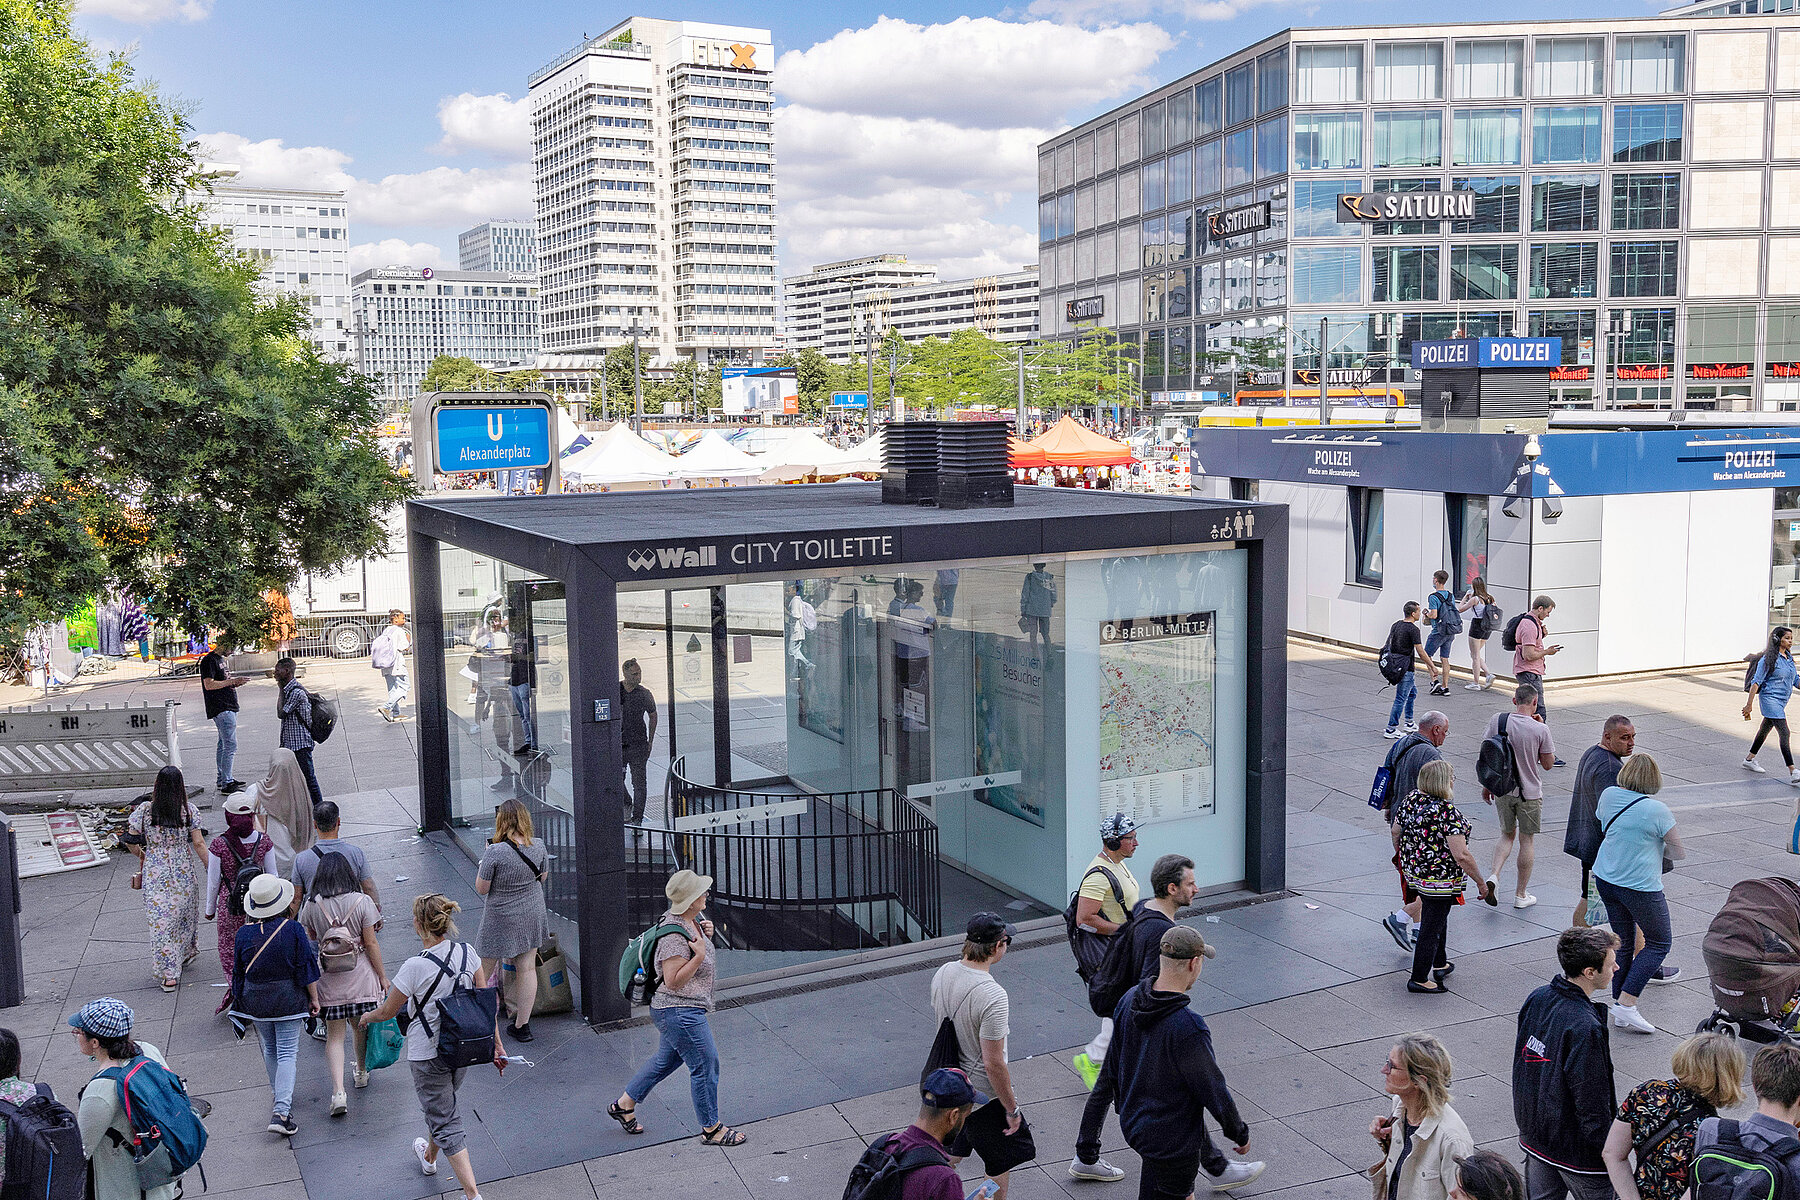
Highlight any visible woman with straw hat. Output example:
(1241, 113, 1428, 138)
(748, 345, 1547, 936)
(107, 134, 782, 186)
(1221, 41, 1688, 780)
(607, 869, 747, 1146)
(230, 874, 320, 1137)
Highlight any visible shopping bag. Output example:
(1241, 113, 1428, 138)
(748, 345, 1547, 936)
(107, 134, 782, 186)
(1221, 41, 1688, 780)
(362, 1018, 405, 1071)
(533, 939, 575, 1016)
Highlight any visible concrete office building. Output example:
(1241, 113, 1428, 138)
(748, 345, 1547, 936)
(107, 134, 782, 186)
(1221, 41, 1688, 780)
(783, 255, 1041, 362)
(201, 167, 351, 361)
(459, 218, 537, 273)
(781, 254, 941, 356)
(528, 18, 777, 367)
(351, 266, 539, 404)
(1038, 7, 1800, 412)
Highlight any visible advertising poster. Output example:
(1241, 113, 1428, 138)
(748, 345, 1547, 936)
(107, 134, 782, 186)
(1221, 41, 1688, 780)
(722, 367, 800, 415)
(1098, 612, 1216, 824)
(972, 632, 1046, 827)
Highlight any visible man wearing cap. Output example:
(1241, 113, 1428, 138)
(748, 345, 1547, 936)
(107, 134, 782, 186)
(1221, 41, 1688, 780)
(851, 1068, 980, 1200)
(1073, 814, 1141, 1089)
(931, 912, 1024, 1199)
(1102, 926, 1264, 1195)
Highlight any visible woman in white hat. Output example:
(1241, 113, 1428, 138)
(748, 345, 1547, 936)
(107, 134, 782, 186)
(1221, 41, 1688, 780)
(203, 790, 271, 1000)
(607, 869, 746, 1146)
(230, 874, 320, 1137)
(252, 748, 315, 880)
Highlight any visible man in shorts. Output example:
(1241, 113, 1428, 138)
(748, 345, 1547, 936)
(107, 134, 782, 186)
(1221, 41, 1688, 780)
(1483, 684, 1556, 910)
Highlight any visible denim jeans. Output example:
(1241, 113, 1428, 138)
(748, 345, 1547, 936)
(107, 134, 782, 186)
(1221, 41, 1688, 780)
(254, 1017, 305, 1116)
(1518, 670, 1547, 721)
(1386, 672, 1418, 731)
(510, 682, 535, 749)
(626, 1004, 720, 1129)
(1523, 1155, 1613, 1200)
(292, 746, 324, 807)
(213, 710, 238, 788)
(1596, 876, 1673, 998)
(382, 668, 409, 717)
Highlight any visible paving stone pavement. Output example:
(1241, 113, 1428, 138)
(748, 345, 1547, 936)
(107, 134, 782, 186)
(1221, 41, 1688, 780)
(6, 643, 1799, 1199)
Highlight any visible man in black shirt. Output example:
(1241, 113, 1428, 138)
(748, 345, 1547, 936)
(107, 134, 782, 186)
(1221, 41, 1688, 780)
(1566, 716, 1635, 929)
(198, 640, 249, 793)
(1383, 602, 1429, 740)
(620, 659, 658, 824)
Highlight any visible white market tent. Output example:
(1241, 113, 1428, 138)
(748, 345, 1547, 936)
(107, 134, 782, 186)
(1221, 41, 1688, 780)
(828, 430, 884, 475)
(560, 423, 683, 487)
(755, 429, 877, 482)
(674, 431, 764, 481)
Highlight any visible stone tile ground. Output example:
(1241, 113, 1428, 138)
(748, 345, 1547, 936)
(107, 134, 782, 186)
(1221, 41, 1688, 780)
(5, 642, 1796, 1198)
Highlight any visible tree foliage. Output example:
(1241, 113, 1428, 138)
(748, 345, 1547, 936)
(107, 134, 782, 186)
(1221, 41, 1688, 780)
(0, 0, 409, 645)
(1031, 324, 1141, 412)
(420, 354, 499, 393)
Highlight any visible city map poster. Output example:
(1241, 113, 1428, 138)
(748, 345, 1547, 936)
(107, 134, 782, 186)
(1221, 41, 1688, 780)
(972, 632, 1047, 828)
(1098, 612, 1217, 824)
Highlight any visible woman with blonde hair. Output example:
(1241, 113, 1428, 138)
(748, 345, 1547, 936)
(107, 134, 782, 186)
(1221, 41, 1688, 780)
(1369, 1033, 1475, 1200)
(474, 799, 549, 1043)
(1392, 760, 1495, 995)
(1594, 753, 1687, 1034)
(1603, 1031, 1747, 1200)
(253, 747, 316, 879)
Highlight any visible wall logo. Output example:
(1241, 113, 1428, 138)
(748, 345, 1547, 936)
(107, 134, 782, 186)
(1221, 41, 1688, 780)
(626, 545, 718, 572)
(1337, 193, 1474, 223)
(730, 42, 756, 69)
(1207, 201, 1271, 240)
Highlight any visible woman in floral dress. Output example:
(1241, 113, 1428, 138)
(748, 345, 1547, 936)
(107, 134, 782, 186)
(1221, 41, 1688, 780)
(203, 792, 269, 1010)
(125, 766, 208, 991)
(1604, 1032, 1745, 1200)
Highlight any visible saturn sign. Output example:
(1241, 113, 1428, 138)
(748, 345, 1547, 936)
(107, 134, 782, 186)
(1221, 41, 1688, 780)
(1337, 193, 1475, 223)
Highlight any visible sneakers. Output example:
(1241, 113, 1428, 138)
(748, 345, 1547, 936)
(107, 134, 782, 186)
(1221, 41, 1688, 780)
(377, 707, 394, 722)
(1429, 683, 1450, 696)
(1383, 727, 1405, 740)
(1464, 681, 1485, 690)
(354, 1068, 370, 1089)
(1745, 757, 1768, 773)
(414, 1136, 438, 1176)
(1513, 893, 1538, 910)
(220, 780, 247, 794)
(1403, 721, 1419, 733)
(330, 1091, 347, 1118)
(511, 1022, 534, 1044)
(1382, 912, 1413, 952)
(1210, 1161, 1267, 1191)
(1073, 1051, 1101, 1091)
(1790, 767, 1800, 788)
(268, 1112, 298, 1136)
(1068, 1159, 1127, 1182)
(1650, 965, 1683, 985)
(1612, 1003, 1656, 1034)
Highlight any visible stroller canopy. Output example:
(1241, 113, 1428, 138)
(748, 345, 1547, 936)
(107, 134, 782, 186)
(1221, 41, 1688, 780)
(1703, 876, 1800, 1022)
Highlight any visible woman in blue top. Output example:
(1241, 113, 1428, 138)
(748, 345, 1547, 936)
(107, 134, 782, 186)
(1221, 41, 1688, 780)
(1743, 625, 1799, 785)
(1593, 754, 1687, 1038)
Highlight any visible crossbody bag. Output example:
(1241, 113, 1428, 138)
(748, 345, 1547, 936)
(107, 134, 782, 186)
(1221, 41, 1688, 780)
(1602, 794, 1675, 875)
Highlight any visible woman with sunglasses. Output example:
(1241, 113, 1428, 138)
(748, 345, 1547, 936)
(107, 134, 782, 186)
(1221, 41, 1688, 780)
(1369, 1034, 1473, 1200)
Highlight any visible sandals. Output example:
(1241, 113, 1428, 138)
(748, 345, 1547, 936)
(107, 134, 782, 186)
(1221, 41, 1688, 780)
(607, 1102, 645, 1136)
(701, 1123, 747, 1147)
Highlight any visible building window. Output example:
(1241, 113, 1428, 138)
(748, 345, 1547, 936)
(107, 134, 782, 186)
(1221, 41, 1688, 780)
(1615, 34, 1686, 95)
(1350, 487, 1385, 587)
(1142, 156, 1166, 212)
(1058, 191, 1076, 237)
(1446, 495, 1490, 589)
(1531, 174, 1603, 232)
(1293, 112, 1363, 170)
(1198, 77, 1222, 137)
(1198, 260, 1223, 315)
(1224, 128, 1255, 189)
(1533, 37, 1604, 97)
(1612, 172, 1682, 230)
(1373, 177, 1443, 236)
(1169, 89, 1193, 145)
(1609, 241, 1679, 297)
(1451, 175, 1522, 233)
(1224, 255, 1255, 310)
(1168, 150, 1194, 206)
(1373, 246, 1441, 302)
(1257, 248, 1287, 308)
(1529, 242, 1599, 299)
(1196, 138, 1222, 196)
(1294, 178, 1364, 237)
(1532, 107, 1603, 164)
(1258, 49, 1288, 115)
(1613, 104, 1684, 163)
(1225, 63, 1256, 126)
(1143, 100, 1167, 158)
(1454, 39, 1524, 99)
(1293, 246, 1363, 303)
(1528, 308, 1598, 365)
(1375, 42, 1444, 101)
(1231, 478, 1260, 501)
(1450, 244, 1520, 300)
(1373, 110, 1444, 168)
(1453, 109, 1522, 166)
(1256, 117, 1287, 177)
(1296, 45, 1365, 103)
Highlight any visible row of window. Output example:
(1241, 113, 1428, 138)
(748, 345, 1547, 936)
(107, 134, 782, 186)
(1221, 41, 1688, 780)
(1141, 48, 1290, 158)
(1296, 36, 1685, 105)
(1291, 103, 1681, 171)
(1286, 241, 1679, 303)
(1292, 174, 1682, 237)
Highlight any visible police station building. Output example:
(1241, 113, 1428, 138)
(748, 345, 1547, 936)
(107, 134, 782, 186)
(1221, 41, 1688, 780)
(1036, 4, 1800, 412)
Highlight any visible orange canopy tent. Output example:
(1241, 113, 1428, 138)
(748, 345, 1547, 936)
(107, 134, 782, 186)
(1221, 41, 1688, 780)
(1008, 436, 1050, 468)
(1026, 416, 1137, 467)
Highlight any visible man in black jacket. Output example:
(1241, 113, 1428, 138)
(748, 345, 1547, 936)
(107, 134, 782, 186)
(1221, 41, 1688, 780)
(1100, 926, 1264, 1198)
(1513, 926, 1620, 1200)
(1069, 854, 1196, 1184)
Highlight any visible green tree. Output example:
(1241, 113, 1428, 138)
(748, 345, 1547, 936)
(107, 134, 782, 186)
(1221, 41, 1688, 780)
(419, 354, 499, 393)
(1032, 324, 1139, 414)
(0, 0, 409, 646)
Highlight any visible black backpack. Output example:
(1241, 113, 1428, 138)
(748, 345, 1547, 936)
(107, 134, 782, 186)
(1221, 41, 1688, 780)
(306, 690, 338, 743)
(411, 944, 500, 1069)
(219, 835, 264, 917)
(1063, 866, 1124, 981)
(1501, 612, 1535, 652)
(1475, 714, 1521, 797)
(842, 1133, 951, 1200)
(1088, 908, 1160, 1018)
(0, 1083, 83, 1200)
(1691, 1118, 1800, 1200)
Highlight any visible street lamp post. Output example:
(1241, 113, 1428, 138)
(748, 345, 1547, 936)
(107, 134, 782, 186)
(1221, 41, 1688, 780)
(626, 319, 647, 435)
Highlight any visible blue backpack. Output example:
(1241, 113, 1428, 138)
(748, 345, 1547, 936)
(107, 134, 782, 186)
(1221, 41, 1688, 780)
(92, 1055, 208, 1191)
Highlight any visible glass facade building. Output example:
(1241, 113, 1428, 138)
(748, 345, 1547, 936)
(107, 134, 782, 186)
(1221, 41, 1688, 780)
(1039, 14, 1800, 411)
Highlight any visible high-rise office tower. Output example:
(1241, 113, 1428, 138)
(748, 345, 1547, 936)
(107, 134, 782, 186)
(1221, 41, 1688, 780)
(459, 219, 538, 273)
(528, 18, 776, 366)
(201, 165, 352, 361)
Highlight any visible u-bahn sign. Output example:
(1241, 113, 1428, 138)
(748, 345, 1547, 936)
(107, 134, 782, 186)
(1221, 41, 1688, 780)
(1338, 192, 1475, 223)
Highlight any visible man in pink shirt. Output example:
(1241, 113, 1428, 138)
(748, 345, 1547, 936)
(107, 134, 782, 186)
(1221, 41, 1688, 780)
(1484, 685, 1558, 910)
(1512, 595, 1562, 725)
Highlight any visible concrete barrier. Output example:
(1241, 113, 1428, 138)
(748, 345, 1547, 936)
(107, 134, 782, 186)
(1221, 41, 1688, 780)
(0, 700, 181, 792)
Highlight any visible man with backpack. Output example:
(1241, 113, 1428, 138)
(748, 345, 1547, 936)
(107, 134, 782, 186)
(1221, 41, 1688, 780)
(370, 610, 412, 723)
(1374, 712, 1448, 951)
(1480, 685, 1557, 910)
(1381, 602, 1430, 740)
(1070, 815, 1141, 1090)
(291, 801, 381, 916)
(1514, 927, 1620, 1200)
(1422, 570, 1463, 696)
(1692, 1042, 1800, 1199)
(929, 913, 1024, 1200)
(1508, 595, 1562, 728)
(843, 1068, 979, 1200)
(1070, 854, 1196, 1184)
(273, 658, 323, 808)
(0, 1026, 82, 1200)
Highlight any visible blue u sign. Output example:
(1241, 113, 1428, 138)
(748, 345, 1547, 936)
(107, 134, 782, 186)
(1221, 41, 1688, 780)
(433, 405, 552, 472)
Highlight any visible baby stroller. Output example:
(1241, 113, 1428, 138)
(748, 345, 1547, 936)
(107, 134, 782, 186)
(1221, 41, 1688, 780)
(1696, 877, 1800, 1044)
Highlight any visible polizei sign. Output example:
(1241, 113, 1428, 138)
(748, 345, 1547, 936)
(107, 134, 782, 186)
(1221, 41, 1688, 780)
(1337, 192, 1475, 223)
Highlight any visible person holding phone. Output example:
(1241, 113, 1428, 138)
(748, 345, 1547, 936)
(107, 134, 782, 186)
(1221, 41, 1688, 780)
(1512, 596, 1562, 731)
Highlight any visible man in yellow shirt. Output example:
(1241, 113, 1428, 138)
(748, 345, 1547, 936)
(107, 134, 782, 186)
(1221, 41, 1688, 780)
(1072, 813, 1140, 1089)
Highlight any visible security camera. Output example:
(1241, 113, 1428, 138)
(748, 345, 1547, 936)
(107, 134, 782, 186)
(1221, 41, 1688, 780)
(1523, 434, 1543, 461)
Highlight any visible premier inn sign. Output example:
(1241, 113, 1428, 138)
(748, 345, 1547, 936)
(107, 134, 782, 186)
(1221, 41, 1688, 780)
(1337, 193, 1475, 223)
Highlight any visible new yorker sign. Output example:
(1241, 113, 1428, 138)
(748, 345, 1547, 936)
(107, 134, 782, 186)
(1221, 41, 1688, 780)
(1337, 193, 1475, 223)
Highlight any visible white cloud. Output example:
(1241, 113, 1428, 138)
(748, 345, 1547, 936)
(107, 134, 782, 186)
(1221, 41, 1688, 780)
(776, 16, 1173, 129)
(349, 239, 450, 275)
(778, 106, 1045, 196)
(434, 92, 531, 160)
(77, 0, 209, 22)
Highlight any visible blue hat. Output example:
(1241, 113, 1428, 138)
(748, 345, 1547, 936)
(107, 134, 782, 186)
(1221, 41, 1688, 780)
(921, 1067, 983, 1109)
(68, 997, 134, 1039)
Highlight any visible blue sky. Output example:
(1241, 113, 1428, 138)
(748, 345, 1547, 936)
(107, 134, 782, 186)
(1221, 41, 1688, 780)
(74, 0, 1651, 280)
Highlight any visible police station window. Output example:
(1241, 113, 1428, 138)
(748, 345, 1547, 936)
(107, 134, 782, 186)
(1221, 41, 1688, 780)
(1293, 246, 1363, 304)
(1350, 487, 1386, 587)
(1373, 110, 1444, 168)
(1528, 242, 1599, 299)
(1532, 107, 1604, 165)
(1453, 109, 1522, 166)
(1454, 39, 1524, 99)
(1615, 35, 1686, 96)
(1257, 118, 1288, 177)
(1373, 246, 1440, 302)
(1449, 244, 1519, 300)
(1533, 37, 1604, 98)
(1612, 173, 1682, 230)
(1609, 241, 1679, 297)
(1198, 77, 1223, 137)
(1614, 104, 1684, 163)
(1294, 179, 1364, 237)
(1375, 42, 1444, 101)
(1531, 174, 1602, 232)
(1296, 44, 1364, 103)
(1293, 112, 1363, 170)
(1226, 63, 1256, 126)
(1446, 495, 1490, 587)
(1258, 50, 1288, 115)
